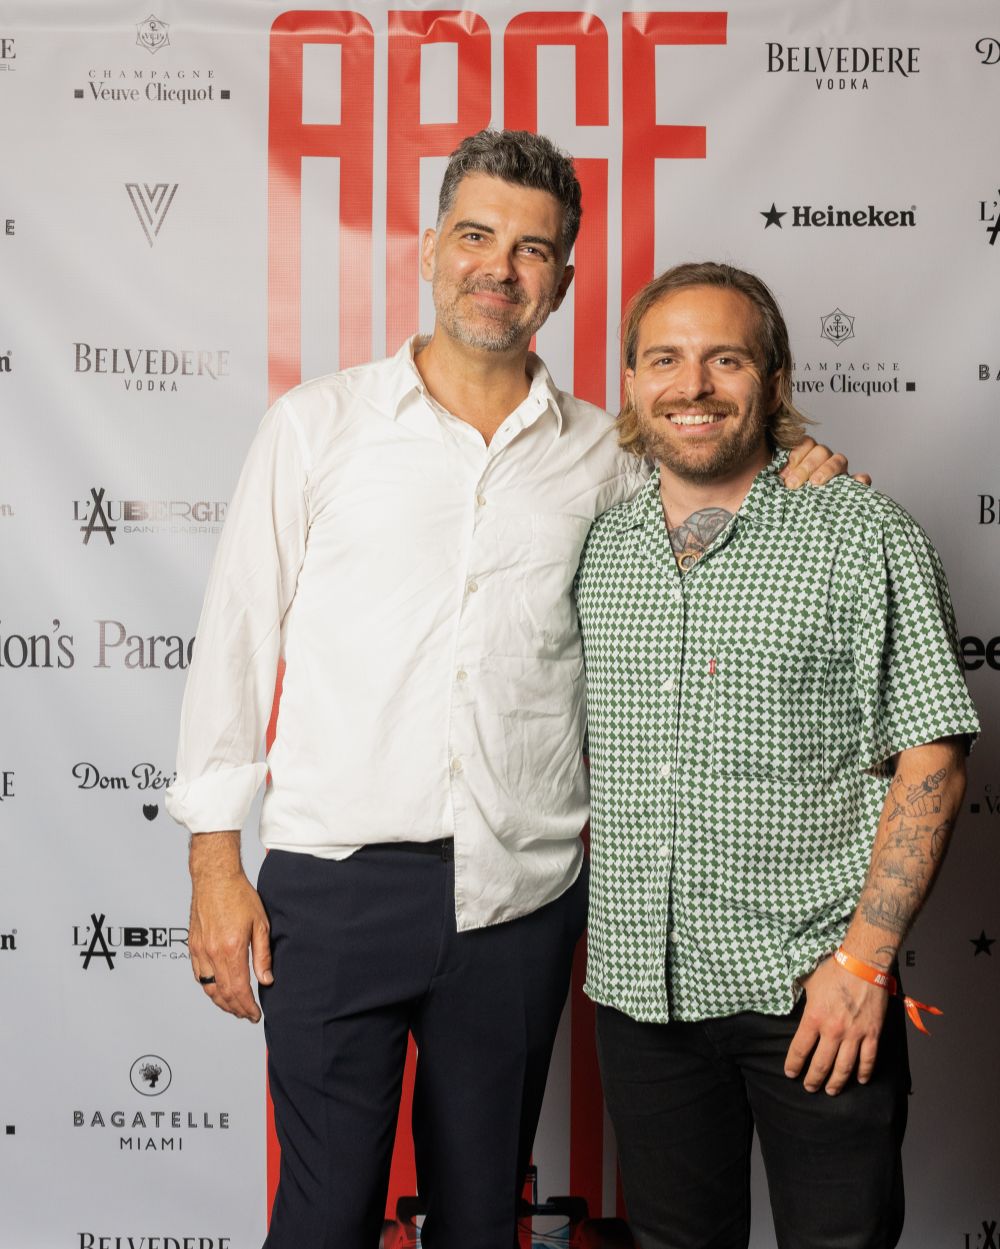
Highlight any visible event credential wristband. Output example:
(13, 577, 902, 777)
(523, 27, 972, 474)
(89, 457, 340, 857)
(834, 947, 943, 1035)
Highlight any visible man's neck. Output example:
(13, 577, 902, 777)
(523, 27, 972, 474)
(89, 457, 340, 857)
(414, 328, 533, 444)
(657, 444, 771, 568)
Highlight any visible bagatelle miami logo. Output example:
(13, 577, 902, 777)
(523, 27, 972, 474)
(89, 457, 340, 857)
(73, 1054, 231, 1154)
(126, 182, 177, 246)
(130, 1054, 172, 1095)
(980, 188, 1000, 246)
(793, 308, 916, 399)
(0, 36, 14, 72)
(74, 913, 190, 969)
(765, 42, 919, 91)
(74, 13, 230, 105)
(75, 487, 227, 544)
(73, 343, 230, 391)
(761, 202, 916, 229)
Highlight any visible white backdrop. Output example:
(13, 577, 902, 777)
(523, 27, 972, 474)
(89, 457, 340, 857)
(1, 2, 997, 1246)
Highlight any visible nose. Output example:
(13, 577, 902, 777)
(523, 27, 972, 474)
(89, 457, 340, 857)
(481, 248, 517, 283)
(674, 358, 712, 400)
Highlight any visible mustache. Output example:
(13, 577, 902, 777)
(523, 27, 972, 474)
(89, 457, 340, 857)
(460, 278, 528, 305)
(651, 398, 739, 419)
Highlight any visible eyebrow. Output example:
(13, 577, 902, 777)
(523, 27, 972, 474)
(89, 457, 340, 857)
(450, 219, 558, 253)
(640, 342, 756, 360)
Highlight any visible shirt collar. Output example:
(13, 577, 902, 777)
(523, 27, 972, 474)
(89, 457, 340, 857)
(388, 335, 432, 415)
(392, 334, 565, 434)
(608, 447, 791, 534)
(734, 447, 789, 529)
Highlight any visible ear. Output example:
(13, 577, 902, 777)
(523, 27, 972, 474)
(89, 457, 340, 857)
(420, 228, 437, 281)
(549, 263, 575, 312)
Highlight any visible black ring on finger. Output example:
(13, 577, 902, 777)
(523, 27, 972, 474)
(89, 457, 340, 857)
(198, 974, 217, 985)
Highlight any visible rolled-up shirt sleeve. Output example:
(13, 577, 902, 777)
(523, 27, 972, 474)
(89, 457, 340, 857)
(166, 399, 310, 833)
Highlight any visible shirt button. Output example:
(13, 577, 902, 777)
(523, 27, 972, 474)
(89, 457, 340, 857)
(467, 579, 479, 594)
(669, 929, 679, 944)
(476, 493, 487, 507)
(662, 677, 676, 693)
(450, 757, 463, 775)
(456, 668, 468, 682)
(657, 843, 670, 860)
(660, 763, 672, 780)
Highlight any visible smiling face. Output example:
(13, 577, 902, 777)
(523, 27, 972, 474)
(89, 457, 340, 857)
(420, 173, 575, 354)
(624, 285, 781, 484)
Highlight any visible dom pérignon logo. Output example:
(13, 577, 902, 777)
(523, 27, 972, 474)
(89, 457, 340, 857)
(976, 38, 1000, 66)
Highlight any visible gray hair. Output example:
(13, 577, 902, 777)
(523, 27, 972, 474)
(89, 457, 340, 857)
(437, 129, 582, 259)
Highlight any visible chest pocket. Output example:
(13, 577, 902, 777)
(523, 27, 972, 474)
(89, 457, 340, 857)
(498, 512, 592, 654)
(709, 649, 830, 781)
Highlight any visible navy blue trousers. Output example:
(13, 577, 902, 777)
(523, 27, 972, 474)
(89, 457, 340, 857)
(597, 997, 910, 1249)
(258, 843, 587, 1249)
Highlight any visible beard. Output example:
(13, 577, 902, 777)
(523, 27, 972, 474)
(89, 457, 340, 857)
(433, 275, 556, 353)
(638, 396, 768, 483)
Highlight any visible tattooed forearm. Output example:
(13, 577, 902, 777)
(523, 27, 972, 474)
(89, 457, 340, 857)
(887, 768, 947, 821)
(930, 820, 952, 862)
(873, 945, 897, 969)
(668, 507, 732, 568)
(843, 740, 966, 962)
(859, 893, 913, 938)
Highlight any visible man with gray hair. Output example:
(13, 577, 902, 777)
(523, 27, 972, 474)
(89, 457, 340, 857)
(167, 139, 849, 1247)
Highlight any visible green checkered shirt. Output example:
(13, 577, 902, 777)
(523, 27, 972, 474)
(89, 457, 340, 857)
(576, 451, 979, 1023)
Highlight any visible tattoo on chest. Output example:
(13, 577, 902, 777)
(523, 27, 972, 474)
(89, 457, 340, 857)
(667, 507, 733, 568)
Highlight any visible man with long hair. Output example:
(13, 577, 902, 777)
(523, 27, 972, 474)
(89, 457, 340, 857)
(577, 262, 979, 1249)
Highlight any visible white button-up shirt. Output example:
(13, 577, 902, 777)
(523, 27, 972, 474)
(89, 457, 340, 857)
(166, 337, 639, 929)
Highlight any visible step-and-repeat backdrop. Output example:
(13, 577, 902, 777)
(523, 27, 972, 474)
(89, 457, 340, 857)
(1, 2, 997, 1246)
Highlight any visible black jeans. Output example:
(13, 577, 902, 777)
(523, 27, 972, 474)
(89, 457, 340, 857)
(597, 997, 910, 1249)
(258, 844, 588, 1249)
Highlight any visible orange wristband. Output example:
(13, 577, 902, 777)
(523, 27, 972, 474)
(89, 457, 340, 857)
(834, 947, 943, 1035)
